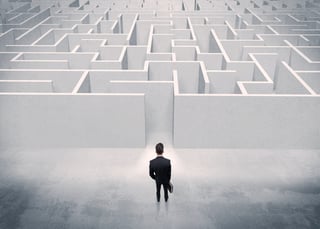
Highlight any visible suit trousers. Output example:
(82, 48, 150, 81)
(156, 181, 169, 202)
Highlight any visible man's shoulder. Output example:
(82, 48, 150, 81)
(150, 157, 160, 163)
(161, 157, 171, 165)
(150, 157, 170, 163)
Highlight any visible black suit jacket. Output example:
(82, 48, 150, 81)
(149, 156, 171, 184)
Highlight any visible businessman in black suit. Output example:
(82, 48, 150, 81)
(149, 143, 171, 202)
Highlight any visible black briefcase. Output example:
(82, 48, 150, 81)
(168, 182, 173, 193)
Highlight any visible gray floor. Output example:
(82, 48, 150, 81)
(0, 146, 320, 229)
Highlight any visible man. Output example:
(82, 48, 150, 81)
(149, 143, 171, 202)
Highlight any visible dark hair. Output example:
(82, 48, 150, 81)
(155, 143, 164, 154)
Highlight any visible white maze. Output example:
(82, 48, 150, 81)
(0, 0, 319, 148)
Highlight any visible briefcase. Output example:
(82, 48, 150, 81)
(168, 182, 173, 193)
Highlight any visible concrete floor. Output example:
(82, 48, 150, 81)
(0, 146, 320, 229)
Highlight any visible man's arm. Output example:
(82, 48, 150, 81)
(149, 162, 156, 180)
(168, 161, 171, 181)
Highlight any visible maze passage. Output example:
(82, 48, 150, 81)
(0, 0, 319, 148)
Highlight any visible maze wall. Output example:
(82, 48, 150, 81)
(0, 0, 319, 148)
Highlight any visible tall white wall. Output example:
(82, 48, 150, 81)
(174, 95, 320, 148)
(0, 94, 145, 147)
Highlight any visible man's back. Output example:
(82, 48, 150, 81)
(149, 156, 171, 184)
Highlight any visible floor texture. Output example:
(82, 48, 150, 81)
(0, 146, 320, 229)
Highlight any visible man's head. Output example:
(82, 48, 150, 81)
(155, 143, 164, 155)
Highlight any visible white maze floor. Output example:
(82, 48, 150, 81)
(0, 0, 320, 148)
(0, 147, 319, 228)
